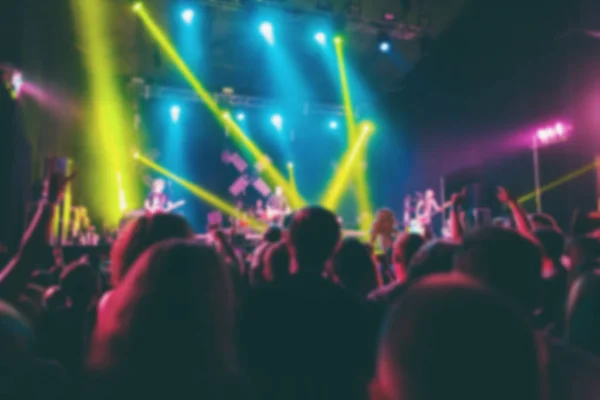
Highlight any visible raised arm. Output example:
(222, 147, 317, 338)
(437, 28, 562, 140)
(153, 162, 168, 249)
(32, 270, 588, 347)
(0, 168, 71, 303)
(497, 186, 539, 244)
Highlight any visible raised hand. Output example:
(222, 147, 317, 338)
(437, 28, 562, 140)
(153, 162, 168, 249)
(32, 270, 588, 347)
(496, 186, 512, 204)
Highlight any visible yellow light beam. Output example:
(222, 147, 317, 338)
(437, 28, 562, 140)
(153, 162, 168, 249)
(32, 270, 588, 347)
(334, 39, 356, 142)
(61, 159, 73, 244)
(518, 161, 596, 204)
(287, 162, 297, 194)
(334, 39, 373, 231)
(135, 154, 266, 232)
(134, 4, 304, 208)
(72, 0, 139, 224)
(322, 122, 375, 209)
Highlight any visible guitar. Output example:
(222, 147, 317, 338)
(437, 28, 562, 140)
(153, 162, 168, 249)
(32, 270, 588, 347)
(146, 200, 186, 215)
(266, 207, 290, 222)
(409, 201, 452, 234)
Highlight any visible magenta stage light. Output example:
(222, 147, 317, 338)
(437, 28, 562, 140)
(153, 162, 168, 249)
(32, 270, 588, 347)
(11, 72, 23, 98)
(536, 122, 571, 144)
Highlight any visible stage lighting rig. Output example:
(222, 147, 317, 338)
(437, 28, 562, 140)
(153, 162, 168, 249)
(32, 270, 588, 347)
(316, 0, 333, 12)
(343, 0, 362, 19)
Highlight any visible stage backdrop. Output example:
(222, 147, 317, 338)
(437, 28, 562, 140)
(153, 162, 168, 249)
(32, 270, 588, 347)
(137, 97, 404, 231)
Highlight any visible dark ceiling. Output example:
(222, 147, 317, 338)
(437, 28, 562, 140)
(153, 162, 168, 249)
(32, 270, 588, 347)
(121, 0, 467, 101)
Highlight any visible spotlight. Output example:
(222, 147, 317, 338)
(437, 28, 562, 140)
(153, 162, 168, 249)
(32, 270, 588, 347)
(314, 32, 327, 46)
(11, 72, 23, 98)
(236, 112, 246, 122)
(133, 151, 140, 159)
(377, 30, 391, 53)
(379, 42, 391, 52)
(270, 114, 283, 130)
(222, 111, 231, 120)
(181, 9, 194, 24)
(334, 36, 343, 44)
(287, 162, 294, 169)
(170, 105, 181, 123)
(259, 22, 275, 45)
(132, 2, 143, 12)
(361, 121, 375, 133)
(328, 120, 339, 130)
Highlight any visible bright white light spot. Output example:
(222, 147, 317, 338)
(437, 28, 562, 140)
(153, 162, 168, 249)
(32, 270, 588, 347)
(170, 105, 181, 123)
(271, 114, 283, 130)
(329, 120, 339, 130)
(181, 9, 194, 24)
(314, 32, 327, 46)
(259, 22, 275, 45)
(379, 42, 391, 52)
(236, 112, 246, 122)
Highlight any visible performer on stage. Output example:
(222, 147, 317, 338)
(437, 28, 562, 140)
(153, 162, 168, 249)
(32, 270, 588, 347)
(370, 208, 399, 265)
(266, 186, 289, 225)
(145, 179, 171, 214)
(229, 199, 248, 230)
(416, 189, 441, 238)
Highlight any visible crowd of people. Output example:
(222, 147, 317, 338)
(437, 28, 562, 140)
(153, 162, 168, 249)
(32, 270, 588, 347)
(2, 168, 600, 400)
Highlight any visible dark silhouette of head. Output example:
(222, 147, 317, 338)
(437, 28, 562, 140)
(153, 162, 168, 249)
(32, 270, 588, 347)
(393, 233, 425, 280)
(90, 240, 237, 399)
(534, 228, 565, 262)
(333, 237, 378, 297)
(530, 213, 557, 229)
(110, 213, 193, 286)
(453, 227, 543, 313)
(376, 274, 543, 400)
(0, 300, 34, 370)
(407, 239, 459, 283)
(262, 226, 282, 243)
(59, 258, 100, 309)
(237, 277, 372, 400)
(287, 206, 341, 273)
(263, 241, 291, 283)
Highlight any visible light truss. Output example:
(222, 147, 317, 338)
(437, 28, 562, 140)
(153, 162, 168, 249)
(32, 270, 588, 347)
(129, 77, 347, 116)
